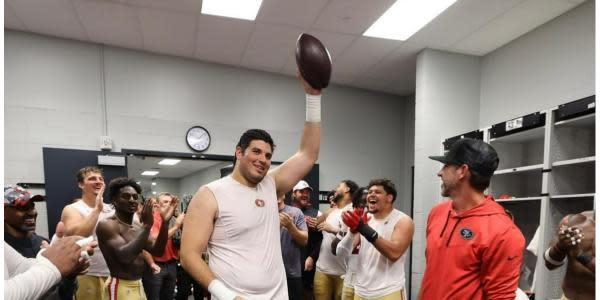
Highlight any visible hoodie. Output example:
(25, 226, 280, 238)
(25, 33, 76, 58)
(420, 196, 525, 300)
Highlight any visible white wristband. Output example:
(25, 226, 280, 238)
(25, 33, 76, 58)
(544, 248, 565, 266)
(208, 279, 238, 300)
(306, 94, 321, 122)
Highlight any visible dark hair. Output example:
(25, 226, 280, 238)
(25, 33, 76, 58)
(352, 187, 368, 208)
(108, 177, 142, 201)
(233, 129, 276, 167)
(468, 168, 492, 192)
(77, 166, 103, 183)
(326, 190, 336, 202)
(342, 180, 359, 197)
(368, 179, 397, 202)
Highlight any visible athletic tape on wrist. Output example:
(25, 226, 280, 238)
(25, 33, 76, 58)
(208, 279, 238, 300)
(306, 94, 321, 122)
(544, 248, 565, 266)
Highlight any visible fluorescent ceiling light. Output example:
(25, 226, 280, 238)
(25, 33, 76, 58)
(158, 159, 181, 166)
(201, 0, 263, 21)
(364, 0, 457, 41)
(141, 170, 159, 176)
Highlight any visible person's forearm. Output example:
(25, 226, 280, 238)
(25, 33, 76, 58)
(288, 226, 308, 246)
(150, 220, 169, 257)
(372, 237, 407, 262)
(4, 256, 62, 300)
(117, 226, 152, 263)
(65, 210, 100, 237)
(298, 121, 320, 163)
(142, 250, 155, 265)
(545, 244, 567, 270)
(181, 250, 216, 289)
(335, 232, 355, 258)
(575, 253, 596, 273)
(167, 224, 180, 238)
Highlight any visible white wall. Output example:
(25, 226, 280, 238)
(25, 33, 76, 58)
(480, 0, 595, 125)
(410, 1, 594, 298)
(179, 162, 231, 199)
(5, 30, 414, 207)
(411, 49, 481, 298)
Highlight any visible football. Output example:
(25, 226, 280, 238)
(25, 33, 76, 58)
(295, 33, 332, 89)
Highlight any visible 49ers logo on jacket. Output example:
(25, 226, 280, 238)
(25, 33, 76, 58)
(255, 199, 265, 207)
(459, 228, 474, 240)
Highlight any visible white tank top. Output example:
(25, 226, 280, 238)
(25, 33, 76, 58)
(355, 209, 408, 298)
(206, 175, 287, 299)
(71, 200, 115, 276)
(315, 208, 346, 276)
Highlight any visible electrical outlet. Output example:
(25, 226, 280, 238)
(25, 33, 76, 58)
(99, 136, 113, 151)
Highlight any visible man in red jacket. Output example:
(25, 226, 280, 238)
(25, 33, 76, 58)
(419, 138, 525, 300)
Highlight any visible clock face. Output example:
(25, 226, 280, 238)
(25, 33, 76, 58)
(186, 126, 211, 152)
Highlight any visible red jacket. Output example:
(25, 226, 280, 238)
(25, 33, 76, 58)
(420, 196, 525, 300)
(150, 211, 178, 262)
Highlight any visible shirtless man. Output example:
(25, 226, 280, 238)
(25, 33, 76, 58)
(544, 210, 595, 300)
(180, 74, 322, 299)
(96, 177, 175, 300)
(60, 166, 113, 299)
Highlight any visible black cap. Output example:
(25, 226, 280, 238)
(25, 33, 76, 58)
(429, 138, 499, 177)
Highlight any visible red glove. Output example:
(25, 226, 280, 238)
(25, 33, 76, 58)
(342, 207, 369, 233)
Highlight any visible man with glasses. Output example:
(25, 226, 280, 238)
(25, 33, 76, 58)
(96, 177, 176, 300)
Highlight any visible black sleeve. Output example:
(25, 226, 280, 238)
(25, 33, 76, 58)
(309, 231, 323, 261)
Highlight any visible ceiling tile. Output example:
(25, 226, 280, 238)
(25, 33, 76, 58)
(4, 3, 27, 31)
(75, 0, 143, 49)
(139, 8, 196, 57)
(195, 14, 255, 65)
(451, 0, 582, 55)
(257, 0, 329, 28)
(332, 36, 401, 77)
(123, 0, 202, 13)
(365, 45, 420, 80)
(313, 0, 395, 35)
(240, 23, 304, 72)
(8, 0, 87, 41)
(407, 0, 523, 49)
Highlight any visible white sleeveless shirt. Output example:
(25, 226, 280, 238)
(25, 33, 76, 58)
(71, 200, 115, 276)
(315, 208, 346, 276)
(355, 209, 408, 298)
(206, 175, 287, 299)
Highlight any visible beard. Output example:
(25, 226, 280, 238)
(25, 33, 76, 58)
(240, 165, 266, 185)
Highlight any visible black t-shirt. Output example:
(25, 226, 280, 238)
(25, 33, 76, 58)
(4, 231, 48, 258)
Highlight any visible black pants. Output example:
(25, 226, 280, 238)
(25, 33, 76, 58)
(142, 260, 177, 300)
(175, 263, 206, 300)
(287, 276, 303, 300)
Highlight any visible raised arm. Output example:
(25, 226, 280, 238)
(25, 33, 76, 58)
(61, 184, 105, 237)
(270, 74, 321, 197)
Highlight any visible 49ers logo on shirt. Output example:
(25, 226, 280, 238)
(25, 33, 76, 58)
(459, 228, 474, 240)
(255, 199, 265, 207)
